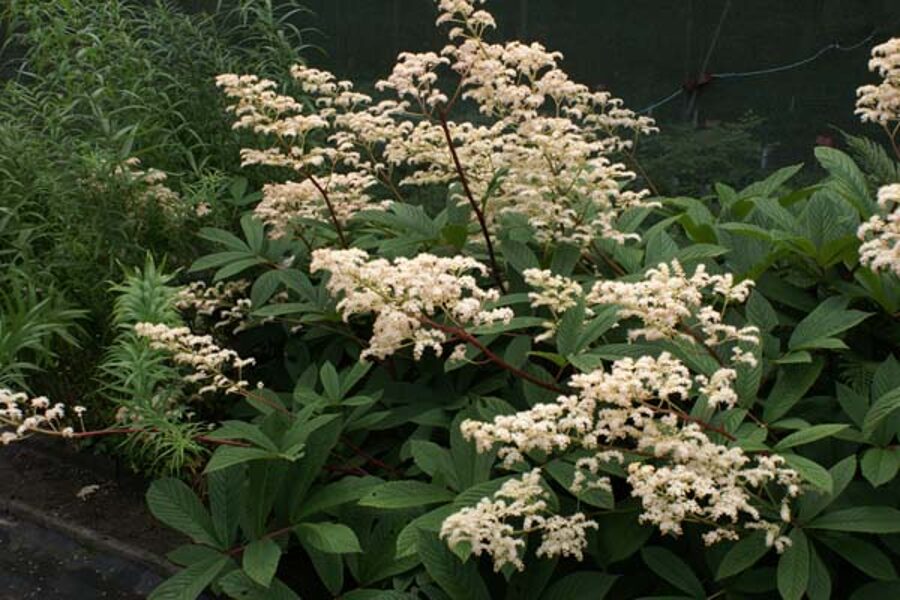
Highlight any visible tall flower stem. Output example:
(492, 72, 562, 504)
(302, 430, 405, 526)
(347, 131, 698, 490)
(423, 317, 563, 393)
(436, 112, 507, 293)
(307, 174, 349, 248)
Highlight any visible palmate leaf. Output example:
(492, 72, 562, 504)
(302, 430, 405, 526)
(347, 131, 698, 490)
(540, 572, 619, 600)
(814, 146, 876, 217)
(204, 447, 280, 474)
(293, 476, 382, 521)
(773, 424, 848, 451)
(807, 544, 832, 600)
(860, 447, 900, 487)
(796, 455, 857, 521)
(863, 388, 900, 437)
(817, 533, 898, 581)
(209, 468, 243, 548)
(782, 454, 833, 494)
(218, 571, 300, 600)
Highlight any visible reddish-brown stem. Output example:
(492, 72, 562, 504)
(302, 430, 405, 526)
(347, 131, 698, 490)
(324, 463, 370, 477)
(624, 149, 660, 198)
(652, 405, 737, 442)
(678, 325, 726, 368)
(340, 436, 403, 477)
(436, 112, 506, 293)
(227, 524, 295, 556)
(589, 242, 627, 277)
(307, 174, 349, 248)
(239, 389, 292, 416)
(68, 428, 251, 447)
(423, 317, 566, 394)
(885, 123, 900, 161)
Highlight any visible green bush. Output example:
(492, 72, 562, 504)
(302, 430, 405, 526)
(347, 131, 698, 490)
(0, 0, 313, 400)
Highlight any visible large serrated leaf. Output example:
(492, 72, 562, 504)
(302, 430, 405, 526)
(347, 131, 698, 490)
(295, 522, 362, 554)
(863, 388, 900, 437)
(417, 531, 491, 600)
(204, 447, 279, 474)
(777, 529, 809, 600)
(540, 572, 618, 600)
(358, 481, 454, 509)
(716, 531, 769, 580)
(242, 538, 281, 588)
(218, 571, 300, 600)
(147, 479, 219, 548)
(808, 506, 900, 533)
(782, 454, 833, 494)
(774, 424, 848, 451)
(149, 554, 229, 600)
(788, 296, 871, 351)
(641, 546, 705, 598)
(861, 447, 900, 487)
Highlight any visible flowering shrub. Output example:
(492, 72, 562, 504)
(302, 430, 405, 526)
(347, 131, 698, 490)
(5, 2, 900, 598)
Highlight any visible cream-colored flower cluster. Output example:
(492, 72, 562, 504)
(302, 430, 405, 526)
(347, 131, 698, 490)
(380, 0, 658, 245)
(176, 280, 251, 328)
(588, 260, 760, 367)
(116, 157, 182, 216)
(217, 0, 657, 246)
(454, 352, 799, 564)
(439, 469, 597, 571)
(1, 388, 86, 445)
(858, 184, 900, 276)
(216, 70, 394, 238)
(176, 280, 290, 333)
(523, 268, 584, 342)
(134, 322, 255, 395)
(311, 248, 513, 360)
(856, 38, 900, 128)
(258, 175, 390, 239)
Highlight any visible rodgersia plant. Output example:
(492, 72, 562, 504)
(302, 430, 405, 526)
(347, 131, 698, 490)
(9, 5, 900, 600)
(126, 7, 899, 600)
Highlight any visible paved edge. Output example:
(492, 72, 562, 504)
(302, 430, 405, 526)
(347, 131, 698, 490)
(1, 497, 179, 577)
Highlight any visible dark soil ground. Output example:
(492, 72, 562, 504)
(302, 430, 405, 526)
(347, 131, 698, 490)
(0, 439, 186, 599)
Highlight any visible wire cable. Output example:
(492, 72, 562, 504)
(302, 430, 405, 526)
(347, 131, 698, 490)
(637, 31, 876, 114)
